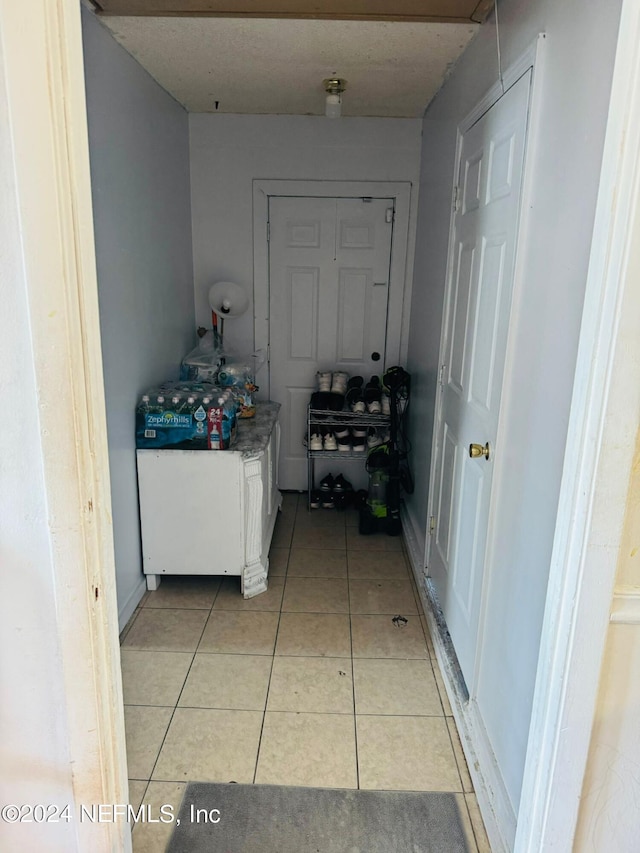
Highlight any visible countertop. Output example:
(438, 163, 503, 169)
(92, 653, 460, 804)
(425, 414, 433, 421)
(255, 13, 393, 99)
(233, 401, 280, 457)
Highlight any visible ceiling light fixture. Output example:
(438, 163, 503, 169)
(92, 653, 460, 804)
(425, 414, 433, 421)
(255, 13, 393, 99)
(324, 78, 346, 119)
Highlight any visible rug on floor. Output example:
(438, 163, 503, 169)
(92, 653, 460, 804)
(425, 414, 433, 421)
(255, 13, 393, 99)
(167, 782, 470, 852)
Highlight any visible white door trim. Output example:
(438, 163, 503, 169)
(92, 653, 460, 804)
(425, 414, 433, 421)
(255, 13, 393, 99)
(515, 3, 640, 850)
(1, 2, 129, 850)
(253, 179, 413, 398)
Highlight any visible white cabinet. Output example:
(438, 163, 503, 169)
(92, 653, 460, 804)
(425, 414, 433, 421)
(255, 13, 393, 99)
(136, 403, 281, 598)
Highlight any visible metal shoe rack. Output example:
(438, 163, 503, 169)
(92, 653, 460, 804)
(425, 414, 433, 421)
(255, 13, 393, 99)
(307, 406, 390, 509)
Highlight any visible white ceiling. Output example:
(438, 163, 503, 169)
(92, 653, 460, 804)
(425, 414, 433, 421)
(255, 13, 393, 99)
(99, 16, 479, 117)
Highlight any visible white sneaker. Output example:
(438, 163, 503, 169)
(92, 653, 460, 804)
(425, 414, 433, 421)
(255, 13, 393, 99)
(367, 399, 382, 414)
(324, 432, 337, 451)
(381, 394, 391, 416)
(367, 428, 383, 449)
(337, 436, 351, 451)
(316, 371, 332, 392)
(309, 433, 323, 451)
(331, 371, 349, 394)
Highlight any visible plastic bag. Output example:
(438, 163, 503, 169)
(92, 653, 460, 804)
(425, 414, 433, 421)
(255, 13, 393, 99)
(179, 330, 224, 382)
(217, 350, 266, 418)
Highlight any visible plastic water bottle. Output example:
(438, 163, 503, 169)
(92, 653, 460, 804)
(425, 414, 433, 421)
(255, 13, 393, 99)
(136, 394, 151, 416)
(149, 394, 166, 414)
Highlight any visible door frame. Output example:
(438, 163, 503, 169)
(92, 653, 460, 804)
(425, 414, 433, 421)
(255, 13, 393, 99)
(514, 3, 640, 849)
(1, 1, 129, 850)
(252, 179, 413, 399)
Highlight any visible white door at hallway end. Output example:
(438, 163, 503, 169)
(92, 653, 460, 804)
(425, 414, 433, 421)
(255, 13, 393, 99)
(428, 71, 531, 688)
(269, 196, 393, 491)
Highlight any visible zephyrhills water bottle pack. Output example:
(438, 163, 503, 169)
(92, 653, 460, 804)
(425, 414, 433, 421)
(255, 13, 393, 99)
(135, 381, 238, 450)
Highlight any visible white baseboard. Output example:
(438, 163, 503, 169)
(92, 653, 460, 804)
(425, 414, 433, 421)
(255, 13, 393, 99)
(401, 504, 516, 852)
(400, 500, 426, 577)
(610, 586, 640, 623)
(118, 575, 147, 633)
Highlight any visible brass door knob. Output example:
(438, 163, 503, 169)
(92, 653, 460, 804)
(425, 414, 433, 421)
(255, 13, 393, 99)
(469, 442, 490, 460)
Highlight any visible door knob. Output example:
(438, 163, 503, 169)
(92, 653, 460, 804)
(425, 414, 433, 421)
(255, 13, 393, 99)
(469, 442, 490, 460)
(371, 352, 381, 361)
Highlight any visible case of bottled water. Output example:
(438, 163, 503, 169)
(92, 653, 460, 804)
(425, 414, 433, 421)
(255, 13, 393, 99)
(135, 381, 238, 450)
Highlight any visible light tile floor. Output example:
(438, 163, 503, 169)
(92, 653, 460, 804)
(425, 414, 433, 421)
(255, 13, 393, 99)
(120, 493, 491, 852)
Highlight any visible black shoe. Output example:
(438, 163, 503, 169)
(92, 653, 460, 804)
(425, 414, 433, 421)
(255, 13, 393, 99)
(334, 493, 348, 511)
(347, 376, 364, 390)
(319, 473, 335, 493)
(332, 474, 352, 494)
(346, 387, 365, 413)
(322, 493, 335, 509)
(309, 490, 322, 509)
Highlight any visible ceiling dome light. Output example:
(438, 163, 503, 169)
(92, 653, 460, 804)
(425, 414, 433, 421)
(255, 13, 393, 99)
(324, 78, 346, 119)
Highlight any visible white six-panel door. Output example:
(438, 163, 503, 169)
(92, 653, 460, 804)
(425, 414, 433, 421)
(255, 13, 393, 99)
(428, 71, 531, 687)
(269, 196, 393, 490)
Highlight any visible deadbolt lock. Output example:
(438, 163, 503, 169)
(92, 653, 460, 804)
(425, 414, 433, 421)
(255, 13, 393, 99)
(469, 442, 490, 461)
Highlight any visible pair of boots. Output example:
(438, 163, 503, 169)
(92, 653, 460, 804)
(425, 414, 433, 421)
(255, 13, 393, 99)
(316, 371, 348, 395)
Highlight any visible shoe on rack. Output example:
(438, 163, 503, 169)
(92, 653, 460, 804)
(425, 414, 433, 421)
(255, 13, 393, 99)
(347, 376, 364, 391)
(332, 474, 353, 494)
(331, 371, 349, 395)
(327, 392, 345, 411)
(381, 393, 391, 416)
(310, 391, 331, 412)
(352, 430, 367, 452)
(324, 432, 338, 451)
(319, 473, 335, 493)
(347, 387, 366, 413)
(316, 371, 332, 392)
(310, 490, 322, 509)
(367, 427, 383, 449)
(335, 425, 350, 441)
(322, 492, 336, 509)
(337, 434, 351, 452)
(364, 380, 382, 414)
(309, 433, 323, 451)
(333, 492, 348, 511)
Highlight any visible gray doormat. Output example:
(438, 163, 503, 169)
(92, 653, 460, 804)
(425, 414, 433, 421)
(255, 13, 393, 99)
(167, 783, 469, 852)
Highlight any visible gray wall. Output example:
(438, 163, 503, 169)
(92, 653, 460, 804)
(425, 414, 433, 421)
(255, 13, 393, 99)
(405, 0, 622, 820)
(189, 114, 422, 356)
(82, 10, 195, 628)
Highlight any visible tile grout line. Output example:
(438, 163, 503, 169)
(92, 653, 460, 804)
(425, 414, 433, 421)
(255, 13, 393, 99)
(128, 779, 150, 845)
(140, 581, 221, 787)
(251, 494, 297, 784)
(460, 793, 482, 853)
(126, 701, 450, 719)
(346, 550, 360, 791)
